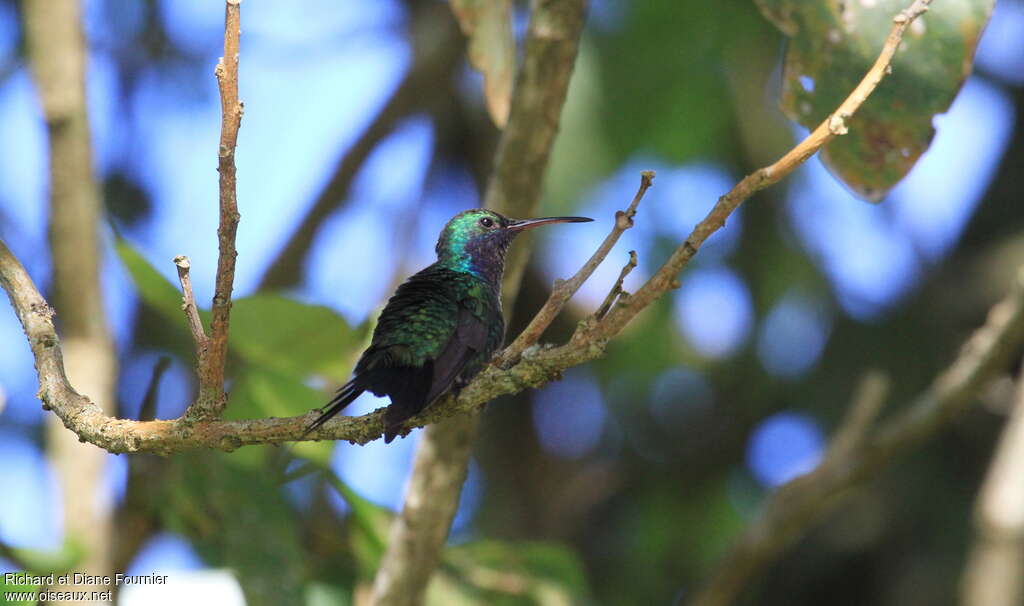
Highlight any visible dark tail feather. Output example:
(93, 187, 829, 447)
(300, 380, 363, 440)
(381, 364, 435, 443)
(383, 407, 406, 444)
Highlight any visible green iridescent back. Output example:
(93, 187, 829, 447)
(355, 263, 504, 383)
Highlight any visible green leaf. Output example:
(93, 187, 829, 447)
(161, 452, 306, 606)
(230, 294, 356, 383)
(759, 0, 995, 201)
(226, 370, 333, 462)
(323, 470, 392, 578)
(0, 538, 85, 577)
(0, 573, 40, 606)
(305, 582, 353, 606)
(439, 540, 591, 605)
(115, 239, 189, 322)
(117, 242, 359, 385)
(227, 369, 323, 419)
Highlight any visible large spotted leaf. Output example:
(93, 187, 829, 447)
(756, 0, 994, 201)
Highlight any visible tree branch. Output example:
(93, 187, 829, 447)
(369, 1, 589, 604)
(190, 0, 243, 420)
(594, 250, 638, 321)
(173, 255, 208, 364)
(22, 0, 117, 592)
(369, 416, 478, 603)
(484, 0, 591, 307)
(0, 0, 936, 454)
(688, 270, 1024, 606)
(1, 231, 584, 453)
(496, 170, 654, 367)
(960, 364, 1024, 606)
(257, 75, 411, 291)
(825, 370, 891, 461)
(138, 356, 172, 423)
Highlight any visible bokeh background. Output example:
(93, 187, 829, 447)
(1, 0, 1023, 604)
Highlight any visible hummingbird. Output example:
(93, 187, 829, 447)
(304, 208, 592, 443)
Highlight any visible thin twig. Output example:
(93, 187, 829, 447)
(173, 255, 208, 362)
(192, 0, 243, 420)
(595, 250, 638, 320)
(22, 0, 117, 589)
(496, 170, 654, 367)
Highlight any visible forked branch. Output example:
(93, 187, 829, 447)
(190, 0, 243, 419)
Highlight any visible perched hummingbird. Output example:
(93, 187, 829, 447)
(304, 208, 592, 443)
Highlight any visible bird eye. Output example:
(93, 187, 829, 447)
(479, 217, 494, 228)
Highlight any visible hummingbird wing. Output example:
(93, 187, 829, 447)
(307, 266, 501, 443)
(425, 303, 489, 404)
(350, 267, 495, 441)
(380, 303, 489, 442)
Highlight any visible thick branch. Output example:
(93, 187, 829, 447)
(370, 416, 478, 603)
(191, 0, 243, 419)
(689, 270, 1024, 606)
(960, 366, 1024, 606)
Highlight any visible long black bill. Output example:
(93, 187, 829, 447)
(507, 216, 593, 231)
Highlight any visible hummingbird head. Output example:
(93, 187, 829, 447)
(435, 209, 592, 283)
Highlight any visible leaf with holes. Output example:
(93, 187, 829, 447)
(757, 0, 994, 201)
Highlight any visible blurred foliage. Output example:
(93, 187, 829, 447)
(593, 2, 775, 166)
(0, 575, 40, 606)
(159, 451, 306, 605)
(228, 294, 360, 384)
(103, 172, 153, 227)
(762, 0, 996, 200)
(0, 539, 85, 578)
